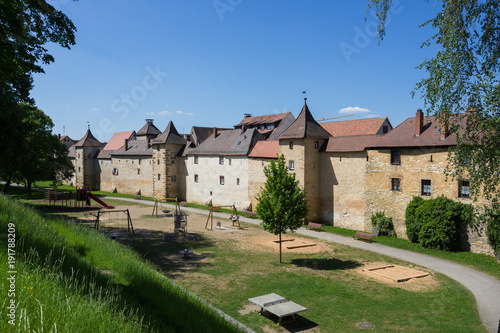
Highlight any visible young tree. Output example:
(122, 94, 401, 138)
(256, 154, 308, 263)
(367, 0, 500, 214)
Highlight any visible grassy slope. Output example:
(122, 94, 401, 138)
(0, 194, 243, 333)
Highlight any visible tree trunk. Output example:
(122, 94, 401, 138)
(279, 231, 282, 263)
(27, 181, 32, 196)
(3, 176, 12, 194)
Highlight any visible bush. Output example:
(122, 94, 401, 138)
(405, 196, 425, 242)
(485, 207, 500, 254)
(371, 211, 396, 237)
(413, 196, 473, 251)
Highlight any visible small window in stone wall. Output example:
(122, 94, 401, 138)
(220, 176, 225, 185)
(171, 175, 176, 182)
(237, 178, 240, 185)
(391, 150, 401, 165)
(78, 167, 81, 172)
(315, 141, 319, 149)
(289, 142, 293, 149)
(421, 179, 431, 196)
(219, 156, 224, 165)
(112, 168, 118, 176)
(194, 156, 198, 164)
(289, 160, 295, 171)
(137, 169, 140, 175)
(459, 180, 470, 198)
(194, 174, 199, 183)
(139, 159, 142, 165)
(171, 159, 175, 165)
(158, 174, 161, 181)
(229, 158, 232, 166)
(391, 178, 401, 191)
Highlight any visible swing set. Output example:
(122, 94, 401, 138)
(152, 198, 181, 217)
(205, 204, 240, 229)
(94, 209, 134, 234)
(152, 198, 188, 236)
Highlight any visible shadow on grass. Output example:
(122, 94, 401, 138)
(116, 228, 216, 279)
(259, 311, 319, 332)
(290, 258, 362, 271)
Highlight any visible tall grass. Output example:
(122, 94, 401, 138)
(0, 194, 243, 332)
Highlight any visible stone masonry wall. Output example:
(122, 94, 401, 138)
(365, 147, 493, 254)
(319, 151, 367, 230)
(248, 158, 274, 211)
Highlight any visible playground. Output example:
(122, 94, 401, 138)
(20, 193, 487, 332)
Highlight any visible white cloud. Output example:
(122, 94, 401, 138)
(146, 112, 155, 115)
(159, 110, 169, 115)
(339, 106, 372, 114)
(176, 110, 194, 116)
(91, 107, 99, 111)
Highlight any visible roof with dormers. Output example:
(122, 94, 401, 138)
(151, 121, 187, 145)
(185, 128, 265, 156)
(277, 100, 332, 140)
(74, 129, 104, 147)
(320, 117, 392, 137)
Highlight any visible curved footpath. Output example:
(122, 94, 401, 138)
(107, 197, 500, 333)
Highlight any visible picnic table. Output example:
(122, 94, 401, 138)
(248, 293, 307, 324)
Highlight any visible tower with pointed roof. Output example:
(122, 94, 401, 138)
(151, 121, 187, 199)
(73, 128, 105, 189)
(277, 99, 332, 221)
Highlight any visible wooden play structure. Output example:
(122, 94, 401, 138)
(94, 209, 134, 234)
(152, 197, 188, 236)
(43, 187, 114, 209)
(205, 204, 240, 229)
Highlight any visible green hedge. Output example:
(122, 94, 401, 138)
(405, 196, 473, 251)
(485, 206, 500, 254)
(370, 211, 396, 237)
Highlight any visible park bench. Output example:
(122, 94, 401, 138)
(353, 231, 373, 242)
(306, 222, 322, 231)
(245, 211, 257, 217)
(249, 293, 307, 325)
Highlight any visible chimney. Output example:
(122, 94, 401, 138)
(439, 115, 449, 140)
(415, 109, 424, 136)
(146, 119, 154, 124)
(124, 138, 129, 150)
(213, 127, 218, 138)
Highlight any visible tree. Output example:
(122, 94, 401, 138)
(367, 1, 500, 215)
(0, 0, 76, 105)
(256, 154, 308, 263)
(2, 104, 73, 194)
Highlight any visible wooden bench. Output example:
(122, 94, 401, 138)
(306, 222, 322, 231)
(245, 211, 257, 217)
(353, 231, 373, 242)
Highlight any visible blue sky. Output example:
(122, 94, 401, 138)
(32, 0, 440, 142)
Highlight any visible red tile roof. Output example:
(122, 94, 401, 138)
(320, 117, 389, 137)
(234, 112, 291, 127)
(102, 131, 136, 151)
(248, 140, 279, 158)
(374, 115, 459, 148)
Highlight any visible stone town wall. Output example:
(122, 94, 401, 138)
(248, 158, 274, 211)
(152, 144, 182, 200)
(104, 156, 154, 197)
(319, 151, 367, 230)
(185, 155, 250, 211)
(365, 147, 493, 254)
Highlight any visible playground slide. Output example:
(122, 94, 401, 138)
(87, 193, 115, 209)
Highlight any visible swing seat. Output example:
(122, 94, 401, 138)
(162, 210, 172, 214)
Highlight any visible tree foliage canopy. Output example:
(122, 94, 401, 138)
(256, 154, 308, 262)
(0, 0, 76, 105)
(368, 0, 500, 206)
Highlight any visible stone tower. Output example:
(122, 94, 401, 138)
(277, 99, 332, 221)
(150, 121, 187, 199)
(73, 128, 104, 190)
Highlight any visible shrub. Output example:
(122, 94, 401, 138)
(485, 207, 500, 254)
(415, 196, 473, 251)
(405, 196, 425, 242)
(371, 211, 396, 237)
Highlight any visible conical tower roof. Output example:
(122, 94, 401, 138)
(74, 129, 104, 147)
(151, 121, 187, 145)
(137, 119, 161, 137)
(277, 99, 332, 139)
